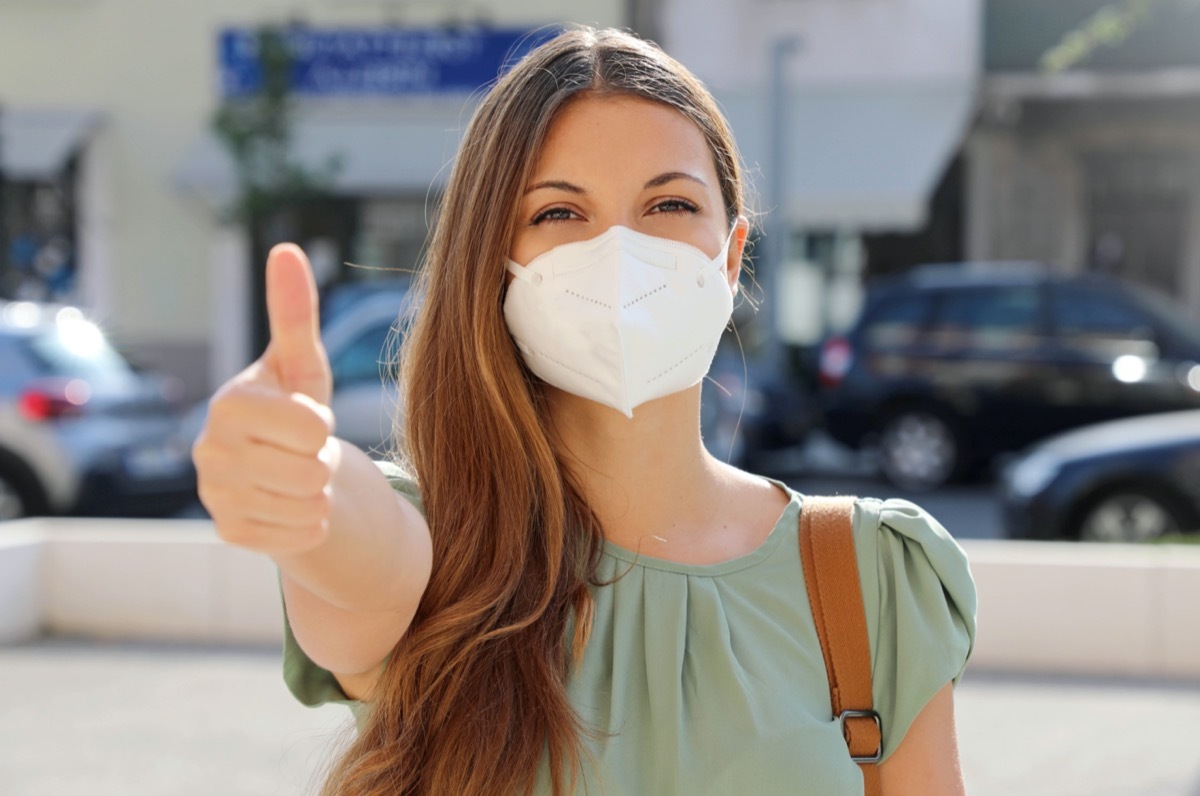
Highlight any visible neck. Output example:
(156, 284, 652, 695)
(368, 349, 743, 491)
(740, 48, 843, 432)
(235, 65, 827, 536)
(546, 386, 730, 550)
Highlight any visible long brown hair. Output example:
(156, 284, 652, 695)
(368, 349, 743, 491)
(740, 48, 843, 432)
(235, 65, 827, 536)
(321, 26, 746, 796)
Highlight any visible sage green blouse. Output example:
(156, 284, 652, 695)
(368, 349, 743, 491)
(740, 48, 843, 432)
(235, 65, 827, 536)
(283, 464, 977, 795)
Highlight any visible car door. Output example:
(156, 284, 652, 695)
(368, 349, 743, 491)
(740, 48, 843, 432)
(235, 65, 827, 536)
(327, 319, 401, 454)
(921, 284, 1056, 451)
(1046, 283, 1183, 428)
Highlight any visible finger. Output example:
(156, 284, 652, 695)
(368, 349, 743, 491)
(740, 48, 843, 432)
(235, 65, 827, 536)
(242, 487, 331, 529)
(200, 441, 332, 498)
(214, 516, 329, 556)
(265, 243, 331, 404)
(207, 386, 333, 455)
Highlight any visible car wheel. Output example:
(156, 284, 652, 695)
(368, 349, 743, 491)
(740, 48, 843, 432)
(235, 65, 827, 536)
(0, 471, 29, 521)
(1076, 490, 1183, 543)
(878, 409, 961, 491)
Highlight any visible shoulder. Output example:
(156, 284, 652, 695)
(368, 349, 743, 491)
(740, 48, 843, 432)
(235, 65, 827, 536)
(374, 459, 425, 516)
(791, 491, 972, 589)
(843, 496, 977, 760)
(851, 497, 974, 593)
(846, 496, 977, 640)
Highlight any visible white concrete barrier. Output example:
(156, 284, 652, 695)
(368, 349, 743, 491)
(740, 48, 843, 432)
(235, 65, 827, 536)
(0, 527, 46, 643)
(961, 540, 1200, 680)
(0, 518, 283, 646)
(1, 521, 1198, 681)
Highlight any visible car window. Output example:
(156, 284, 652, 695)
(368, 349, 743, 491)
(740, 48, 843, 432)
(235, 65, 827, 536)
(330, 322, 396, 386)
(0, 337, 37, 390)
(861, 292, 932, 350)
(1050, 286, 1159, 357)
(1127, 283, 1200, 350)
(928, 287, 1042, 352)
(24, 325, 136, 386)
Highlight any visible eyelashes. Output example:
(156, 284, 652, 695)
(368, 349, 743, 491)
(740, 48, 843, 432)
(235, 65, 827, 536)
(650, 198, 700, 216)
(530, 206, 578, 225)
(529, 198, 701, 226)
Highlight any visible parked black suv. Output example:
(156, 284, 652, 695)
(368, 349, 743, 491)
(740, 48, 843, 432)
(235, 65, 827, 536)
(818, 263, 1200, 489)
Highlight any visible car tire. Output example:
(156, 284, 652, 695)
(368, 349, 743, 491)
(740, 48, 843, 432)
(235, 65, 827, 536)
(1075, 489, 1185, 543)
(0, 469, 37, 521)
(877, 408, 962, 491)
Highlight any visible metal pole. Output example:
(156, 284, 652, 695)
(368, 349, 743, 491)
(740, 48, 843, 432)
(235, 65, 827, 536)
(0, 102, 7, 292)
(762, 36, 800, 371)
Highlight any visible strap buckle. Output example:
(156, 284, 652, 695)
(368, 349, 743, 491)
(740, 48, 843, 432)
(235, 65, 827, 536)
(838, 710, 883, 764)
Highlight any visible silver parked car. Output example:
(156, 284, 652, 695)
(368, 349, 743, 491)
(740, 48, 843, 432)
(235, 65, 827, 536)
(0, 300, 196, 520)
(322, 287, 407, 454)
(183, 278, 409, 462)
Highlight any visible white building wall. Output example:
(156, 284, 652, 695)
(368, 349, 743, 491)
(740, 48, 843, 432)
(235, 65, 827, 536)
(662, 0, 980, 90)
(659, 0, 981, 345)
(0, 0, 624, 395)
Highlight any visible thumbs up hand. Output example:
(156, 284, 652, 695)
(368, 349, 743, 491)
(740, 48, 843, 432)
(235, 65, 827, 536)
(193, 244, 339, 557)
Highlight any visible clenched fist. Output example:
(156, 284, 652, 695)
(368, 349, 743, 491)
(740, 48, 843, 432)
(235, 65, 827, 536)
(193, 244, 338, 557)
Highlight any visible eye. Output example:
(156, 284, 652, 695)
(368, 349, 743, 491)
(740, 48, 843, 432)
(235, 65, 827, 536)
(530, 206, 580, 226)
(649, 198, 700, 216)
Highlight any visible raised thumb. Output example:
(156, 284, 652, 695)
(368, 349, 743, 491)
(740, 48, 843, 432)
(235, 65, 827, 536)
(264, 243, 332, 406)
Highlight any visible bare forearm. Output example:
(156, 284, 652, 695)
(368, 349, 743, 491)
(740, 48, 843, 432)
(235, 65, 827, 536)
(273, 439, 431, 676)
(274, 438, 431, 617)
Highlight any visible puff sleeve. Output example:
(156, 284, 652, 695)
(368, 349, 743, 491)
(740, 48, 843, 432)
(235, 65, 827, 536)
(281, 460, 423, 713)
(852, 497, 978, 761)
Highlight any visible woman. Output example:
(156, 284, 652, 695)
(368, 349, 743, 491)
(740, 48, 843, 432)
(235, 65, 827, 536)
(193, 26, 976, 795)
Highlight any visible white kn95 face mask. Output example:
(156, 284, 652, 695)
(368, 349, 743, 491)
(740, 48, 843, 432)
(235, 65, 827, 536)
(504, 224, 737, 418)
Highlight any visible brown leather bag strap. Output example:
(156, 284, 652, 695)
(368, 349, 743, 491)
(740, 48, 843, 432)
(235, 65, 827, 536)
(799, 496, 883, 796)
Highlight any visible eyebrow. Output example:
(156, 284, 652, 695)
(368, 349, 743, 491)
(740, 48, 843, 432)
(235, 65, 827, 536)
(643, 171, 708, 189)
(523, 171, 708, 195)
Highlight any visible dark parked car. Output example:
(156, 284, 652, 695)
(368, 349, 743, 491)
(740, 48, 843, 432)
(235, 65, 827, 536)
(818, 263, 1200, 489)
(0, 300, 195, 520)
(701, 342, 817, 469)
(1000, 410, 1200, 542)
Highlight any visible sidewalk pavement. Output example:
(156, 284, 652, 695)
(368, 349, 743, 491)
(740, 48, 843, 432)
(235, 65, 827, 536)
(1, 638, 1198, 796)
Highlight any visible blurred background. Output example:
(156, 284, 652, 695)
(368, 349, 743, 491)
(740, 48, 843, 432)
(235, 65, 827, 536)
(2, 1, 1200, 794)
(5, 0, 1200, 542)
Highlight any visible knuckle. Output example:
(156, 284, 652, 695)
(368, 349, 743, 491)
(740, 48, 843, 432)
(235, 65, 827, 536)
(207, 393, 242, 428)
(191, 438, 220, 469)
(311, 489, 334, 519)
(291, 402, 333, 449)
(294, 522, 330, 549)
(197, 482, 236, 515)
(214, 518, 252, 546)
(299, 459, 332, 494)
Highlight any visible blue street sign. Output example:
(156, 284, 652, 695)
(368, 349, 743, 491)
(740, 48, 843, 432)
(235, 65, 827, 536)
(218, 26, 559, 97)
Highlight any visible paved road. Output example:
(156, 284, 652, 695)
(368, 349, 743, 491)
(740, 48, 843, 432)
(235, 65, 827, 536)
(1, 640, 1197, 795)
(763, 433, 1008, 542)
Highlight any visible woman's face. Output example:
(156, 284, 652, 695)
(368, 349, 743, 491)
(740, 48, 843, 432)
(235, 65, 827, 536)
(510, 94, 748, 286)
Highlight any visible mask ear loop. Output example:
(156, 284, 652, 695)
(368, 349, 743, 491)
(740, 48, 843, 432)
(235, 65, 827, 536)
(506, 261, 543, 285)
(716, 223, 742, 293)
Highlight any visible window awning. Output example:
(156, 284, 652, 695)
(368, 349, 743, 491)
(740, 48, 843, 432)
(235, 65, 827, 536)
(174, 86, 975, 229)
(720, 83, 976, 231)
(0, 108, 103, 181)
(173, 100, 476, 206)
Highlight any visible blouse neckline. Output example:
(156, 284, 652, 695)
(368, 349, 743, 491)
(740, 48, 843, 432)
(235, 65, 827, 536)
(599, 480, 801, 577)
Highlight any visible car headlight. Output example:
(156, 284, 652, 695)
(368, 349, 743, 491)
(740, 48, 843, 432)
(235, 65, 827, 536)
(1004, 452, 1062, 498)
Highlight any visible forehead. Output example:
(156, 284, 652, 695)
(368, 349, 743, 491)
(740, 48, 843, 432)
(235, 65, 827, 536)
(531, 93, 717, 184)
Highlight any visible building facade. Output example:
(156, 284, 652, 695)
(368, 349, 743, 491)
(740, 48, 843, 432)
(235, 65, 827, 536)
(658, 0, 982, 345)
(968, 0, 1200, 318)
(0, 0, 625, 398)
